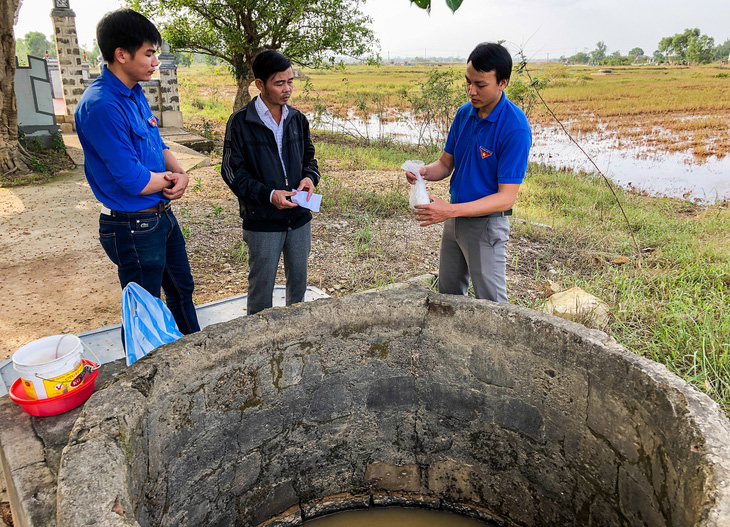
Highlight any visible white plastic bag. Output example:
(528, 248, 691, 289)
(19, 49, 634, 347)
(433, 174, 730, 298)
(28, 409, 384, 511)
(401, 160, 430, 210)
(122, 282, 183, 366)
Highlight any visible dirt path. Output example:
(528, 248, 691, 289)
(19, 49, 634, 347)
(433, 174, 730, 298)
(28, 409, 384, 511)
(0, 136, 556, 364)
(0, 166, 119, 362)
(0, 138, 208, 362)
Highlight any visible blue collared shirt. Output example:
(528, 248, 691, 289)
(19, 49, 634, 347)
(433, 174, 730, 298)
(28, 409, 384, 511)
(75, 66, 169, 212)
(444, 93, 532, 204)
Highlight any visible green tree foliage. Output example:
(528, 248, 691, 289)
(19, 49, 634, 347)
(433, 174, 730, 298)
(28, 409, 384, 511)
(14, 31, 55, 64)
(687, 34, 715, 64)
(81, 40, 101, 68)
(410, 0, 463, 12)
(174, 51, 193, 67)
(24, 31, 53, 57)
(403, 68, 464, 146)
(715, 39, 730, 61)
(591, 41, 607, 63)
(128, 0, 377, 111)
(505, 69, 546, 119)
(569, 51, 590, 64)
(608, 50, 630, 66)
(628, 47, 644, 57)
(658, 28, 715, 64)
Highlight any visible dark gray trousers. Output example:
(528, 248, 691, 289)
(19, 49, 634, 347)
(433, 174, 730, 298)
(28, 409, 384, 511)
(243, 222, 311, 315)
(438, 216, 510, 303)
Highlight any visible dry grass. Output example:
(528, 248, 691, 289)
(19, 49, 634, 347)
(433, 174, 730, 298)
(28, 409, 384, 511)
(178, 62, 730, 160)
(529, 64, 730, 160)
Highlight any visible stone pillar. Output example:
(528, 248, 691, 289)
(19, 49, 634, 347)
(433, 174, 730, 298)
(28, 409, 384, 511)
(51, 0, 84, 124)
(158, 41, 183, 128)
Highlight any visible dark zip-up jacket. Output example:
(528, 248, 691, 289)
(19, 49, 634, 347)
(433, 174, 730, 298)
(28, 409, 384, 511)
(221, 97, 320, 232)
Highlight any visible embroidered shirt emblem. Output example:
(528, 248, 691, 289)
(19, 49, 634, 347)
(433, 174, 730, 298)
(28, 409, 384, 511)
(480, 146, 492, 159)
(147, 116, 158, 127)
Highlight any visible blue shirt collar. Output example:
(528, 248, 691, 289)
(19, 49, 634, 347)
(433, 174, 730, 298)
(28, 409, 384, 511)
(468, 91, 508, 122)
(100, 65, 141, 98)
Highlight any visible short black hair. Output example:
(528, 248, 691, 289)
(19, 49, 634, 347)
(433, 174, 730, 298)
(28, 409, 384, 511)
(253, 50, 292, 83)
(468, 42, 512, 84)
(97, 9, 161, 63)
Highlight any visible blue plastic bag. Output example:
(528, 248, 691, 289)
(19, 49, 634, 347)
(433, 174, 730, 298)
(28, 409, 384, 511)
(122, 282, 183, 366)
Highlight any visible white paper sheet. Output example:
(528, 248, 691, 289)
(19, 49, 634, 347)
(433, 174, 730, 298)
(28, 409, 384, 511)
(291, 190, 322, 212)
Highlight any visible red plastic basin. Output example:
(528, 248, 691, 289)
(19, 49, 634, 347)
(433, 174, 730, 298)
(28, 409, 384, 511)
(9, 359, 99, 417)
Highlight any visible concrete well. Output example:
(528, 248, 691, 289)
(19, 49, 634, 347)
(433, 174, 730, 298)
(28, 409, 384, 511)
(55, 285, 730, 526)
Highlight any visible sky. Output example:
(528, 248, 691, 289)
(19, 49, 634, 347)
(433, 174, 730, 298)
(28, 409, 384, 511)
(13, 0, 730, 60)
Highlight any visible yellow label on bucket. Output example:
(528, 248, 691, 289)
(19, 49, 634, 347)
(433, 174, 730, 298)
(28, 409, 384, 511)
(42, 362, 85, 398)
(22, 379, 38, 400)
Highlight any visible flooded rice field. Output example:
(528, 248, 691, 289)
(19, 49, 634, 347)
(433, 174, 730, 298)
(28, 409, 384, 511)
(311, 112, 730, 203)
(531, 123, 730, 202)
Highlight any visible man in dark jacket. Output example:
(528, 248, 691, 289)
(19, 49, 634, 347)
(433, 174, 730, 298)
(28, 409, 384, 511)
(221, 50, 320, 315)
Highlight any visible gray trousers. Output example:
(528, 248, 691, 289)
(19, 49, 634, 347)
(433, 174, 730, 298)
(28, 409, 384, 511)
(438, 216, 510, 303)
(243, 222, 311, 315)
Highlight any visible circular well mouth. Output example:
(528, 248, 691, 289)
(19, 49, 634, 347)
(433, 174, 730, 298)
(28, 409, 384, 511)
(56, 287, 730, 527)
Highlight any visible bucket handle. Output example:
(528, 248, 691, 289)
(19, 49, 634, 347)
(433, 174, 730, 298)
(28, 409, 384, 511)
(79, 341, 102, 370)
(53, 334, 75, 360)
(33, 339, 102, 382)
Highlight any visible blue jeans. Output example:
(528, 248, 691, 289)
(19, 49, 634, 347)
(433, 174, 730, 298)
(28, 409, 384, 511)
(99, 208, 200, 334)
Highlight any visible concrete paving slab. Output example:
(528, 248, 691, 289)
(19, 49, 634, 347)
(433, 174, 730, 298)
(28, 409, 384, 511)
(61, 132, 210, 173)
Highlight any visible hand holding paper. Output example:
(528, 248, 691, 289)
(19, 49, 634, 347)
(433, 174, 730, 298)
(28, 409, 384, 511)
(291, 190, 323, 212)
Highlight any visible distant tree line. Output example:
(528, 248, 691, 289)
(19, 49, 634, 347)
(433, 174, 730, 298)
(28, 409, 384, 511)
(566, 29, 730, 66)
(14, 31, 101, 67)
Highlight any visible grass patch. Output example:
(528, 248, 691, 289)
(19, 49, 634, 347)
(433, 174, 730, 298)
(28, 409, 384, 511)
(313, 130, 441, 172)
(514, 163, 730, 412)
(319, 171, 409, 218)
(177, 62, 730, 158)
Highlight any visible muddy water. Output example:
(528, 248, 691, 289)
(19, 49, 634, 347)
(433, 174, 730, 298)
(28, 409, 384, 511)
(310, 114, 730, 203)
(304, 507, 488, 526)
(531, 124, 730, 203)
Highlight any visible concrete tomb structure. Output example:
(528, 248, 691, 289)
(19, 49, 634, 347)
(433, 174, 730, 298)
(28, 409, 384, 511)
(43, 285, 730, 526)
(46, 0, 183, 131)
(13, 55, 60, 146)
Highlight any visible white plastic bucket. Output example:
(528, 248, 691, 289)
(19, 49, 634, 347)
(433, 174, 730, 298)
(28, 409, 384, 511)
(12, 335, 85, 400)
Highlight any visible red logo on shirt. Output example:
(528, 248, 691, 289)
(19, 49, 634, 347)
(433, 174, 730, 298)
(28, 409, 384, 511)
(147, 116, 158, 127)
(480, 146, 492, 159)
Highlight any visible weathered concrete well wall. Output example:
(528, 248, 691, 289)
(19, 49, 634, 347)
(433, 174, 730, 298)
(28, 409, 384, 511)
(55, 286, 730, 526)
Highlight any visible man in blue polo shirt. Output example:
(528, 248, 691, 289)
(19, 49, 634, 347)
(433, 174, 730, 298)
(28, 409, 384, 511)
(75, 9, 199, 334)
(405, 42, 532, 303)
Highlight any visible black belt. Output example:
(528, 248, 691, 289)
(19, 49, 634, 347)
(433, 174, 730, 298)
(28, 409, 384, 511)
(483, 209, 512, 218)
(101, 202, 171, 216)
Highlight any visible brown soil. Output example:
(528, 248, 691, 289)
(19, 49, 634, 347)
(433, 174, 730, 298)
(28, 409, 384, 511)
(0, 148, 565, 363)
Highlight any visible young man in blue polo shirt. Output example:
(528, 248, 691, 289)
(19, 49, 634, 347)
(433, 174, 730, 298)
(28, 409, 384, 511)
(406, 42, 532, 303)
(75, 9, 199, 334)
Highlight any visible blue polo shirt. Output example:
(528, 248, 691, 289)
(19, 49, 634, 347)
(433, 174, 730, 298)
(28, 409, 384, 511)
(75, 66, 168, 212)
(444, 93, 532, 204)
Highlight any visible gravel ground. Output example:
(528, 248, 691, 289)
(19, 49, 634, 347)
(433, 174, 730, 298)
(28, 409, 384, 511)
(178, 161, 561, 307)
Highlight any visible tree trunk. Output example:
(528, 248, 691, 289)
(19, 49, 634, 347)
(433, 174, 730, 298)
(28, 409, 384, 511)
(233, 71, 255, 112)
(0, 0, 28, 179)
